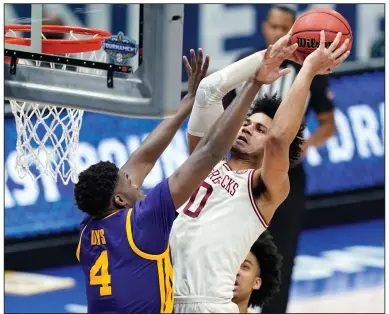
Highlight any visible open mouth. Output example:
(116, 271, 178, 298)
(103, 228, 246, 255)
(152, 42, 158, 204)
(233, 280, 239, 291)
(237, 136, 248, 144)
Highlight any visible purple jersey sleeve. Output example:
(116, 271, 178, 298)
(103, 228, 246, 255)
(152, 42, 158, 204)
(131, 179, 176, 255)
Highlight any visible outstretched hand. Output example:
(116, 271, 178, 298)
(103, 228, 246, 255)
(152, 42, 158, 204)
(304, 31, 350, 75)
(183, 48, 210, 98)
(283, 25, 305, 65)
(254, 34, 298, 84)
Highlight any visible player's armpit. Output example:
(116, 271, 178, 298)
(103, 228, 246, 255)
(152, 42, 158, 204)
(256, 135, 290, 199)
(252, 165, 290, 224)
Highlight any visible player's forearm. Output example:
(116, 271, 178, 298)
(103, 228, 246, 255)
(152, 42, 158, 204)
(199, 79, 263, 159)
(121, 95, 193, 176)
(129, 95, 193, 161)
(217, 50, 266, 93)
(269, 66, 316, 144)
(187, 50, 265, 138)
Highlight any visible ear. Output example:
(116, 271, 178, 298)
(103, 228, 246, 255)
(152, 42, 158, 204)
(253, 277, 262, 290)
(262, 20, 267, 35)
(114, 194, 127, 207)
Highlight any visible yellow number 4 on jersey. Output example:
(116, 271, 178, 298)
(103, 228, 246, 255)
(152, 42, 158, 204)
(90, 250, 112, 296)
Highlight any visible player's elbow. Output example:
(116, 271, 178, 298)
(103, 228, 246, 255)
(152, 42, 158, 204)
(197, 131, 226, 162)
(203, 142, 226, 163)
(195, 70, 224, 103)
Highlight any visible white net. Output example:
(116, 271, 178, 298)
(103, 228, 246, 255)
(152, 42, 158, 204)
(7, 29, 108, 185)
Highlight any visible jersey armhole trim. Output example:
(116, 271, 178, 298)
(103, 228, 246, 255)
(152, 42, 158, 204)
(248, 169, 269, 228)
(76, 218, 91, 262)
(126, 208, 169, 261)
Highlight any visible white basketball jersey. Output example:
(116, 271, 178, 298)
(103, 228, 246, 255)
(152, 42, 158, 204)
(170, 159, 268, 301)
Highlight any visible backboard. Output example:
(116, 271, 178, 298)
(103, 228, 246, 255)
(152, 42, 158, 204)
(4, 4, 184, 118)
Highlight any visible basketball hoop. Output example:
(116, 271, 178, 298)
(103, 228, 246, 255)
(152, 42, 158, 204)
(5, 24, 111, 185)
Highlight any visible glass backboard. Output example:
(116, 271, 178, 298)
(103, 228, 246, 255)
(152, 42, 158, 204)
(4, 4, 184, 118)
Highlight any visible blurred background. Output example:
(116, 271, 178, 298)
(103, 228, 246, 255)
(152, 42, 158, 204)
(5, 3, 384, 313)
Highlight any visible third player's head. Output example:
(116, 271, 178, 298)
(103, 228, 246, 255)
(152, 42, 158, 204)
(230, 94, 305, 168)
(232, 231, 282, 312)
(262, 6, 296, 46)
(74, 161, 145, 218)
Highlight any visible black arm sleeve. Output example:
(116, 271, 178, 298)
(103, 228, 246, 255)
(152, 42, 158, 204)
(309, 74, 335, 114)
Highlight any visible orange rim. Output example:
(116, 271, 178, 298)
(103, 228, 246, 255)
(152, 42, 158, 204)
(5, 24, 111, 55)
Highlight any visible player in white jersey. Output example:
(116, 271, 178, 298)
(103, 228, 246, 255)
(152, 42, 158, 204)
(170, 31, 351, 313)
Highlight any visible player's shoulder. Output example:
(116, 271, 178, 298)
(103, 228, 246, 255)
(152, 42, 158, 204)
(212, 157, 229, 171)
(82, 209, 130, 230)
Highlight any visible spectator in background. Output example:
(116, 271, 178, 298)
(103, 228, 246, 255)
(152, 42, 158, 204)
(223, 6, 337, 313)
(41, 10, 77, 71)
(42, 11, 65, 39)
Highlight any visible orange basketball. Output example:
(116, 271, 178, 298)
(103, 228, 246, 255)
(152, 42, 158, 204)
(291, 8, 353, 62)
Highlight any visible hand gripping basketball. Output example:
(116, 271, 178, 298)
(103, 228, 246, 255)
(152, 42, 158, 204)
(304, 30, 350, 75)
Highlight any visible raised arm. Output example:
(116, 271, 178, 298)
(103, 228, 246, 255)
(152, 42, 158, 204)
(186, 24, 306, 156)
(121, 49, 210, 188)
(186, 50, 267, 155)
(169, 39, 298, 209)
(255, 31, 350, 210)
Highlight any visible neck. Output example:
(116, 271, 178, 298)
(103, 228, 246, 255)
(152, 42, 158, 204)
(237, 298, 250, 313)
(93, 208, 120, 220)
(229, 151, 262, 170)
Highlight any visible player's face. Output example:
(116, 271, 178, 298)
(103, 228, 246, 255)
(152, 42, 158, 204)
(232, 113, 272, 158)
(114, 171, 145, 208)
(262, 8, 294, 45)
(232, 252, 262, 303)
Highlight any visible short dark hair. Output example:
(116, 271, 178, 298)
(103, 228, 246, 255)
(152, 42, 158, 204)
(249, 230, 282, 308)
(249, 94, 305, 168)
(268, 5, 297, 22)
(74, 161, 120, 217)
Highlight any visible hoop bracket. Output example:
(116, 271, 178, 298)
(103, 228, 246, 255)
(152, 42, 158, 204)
(10, 54, 17, 75)
(4, 49, 132, 88)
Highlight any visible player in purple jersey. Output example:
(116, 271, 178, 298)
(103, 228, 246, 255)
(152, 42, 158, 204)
(74, 48, 210, 313)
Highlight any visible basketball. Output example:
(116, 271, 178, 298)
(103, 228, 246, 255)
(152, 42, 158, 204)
(291, 8, 353, 62)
